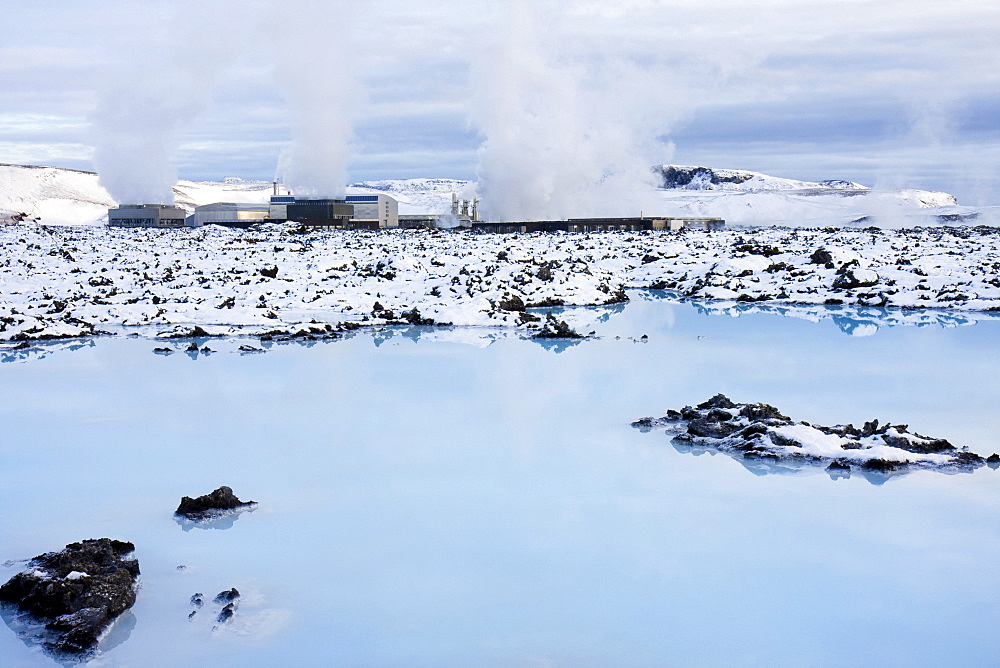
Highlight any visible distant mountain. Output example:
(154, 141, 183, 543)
(348, 178, 473, 216)
(657, 165, 870, 193)
(652, 164, 970, 225)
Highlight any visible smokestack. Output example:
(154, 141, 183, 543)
(451, 192, 459, 216)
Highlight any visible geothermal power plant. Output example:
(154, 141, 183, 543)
(107, 185, 724, 233)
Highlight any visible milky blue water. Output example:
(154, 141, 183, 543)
(2, 294, 999, 666)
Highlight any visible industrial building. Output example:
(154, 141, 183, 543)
(268, 193, 398, 229)
(183, 193, 399, 229)
(190, 202, 270, 227)
(346, 194, 398, 228)
(471, 216, 725, 233)
(108, 204, 188, 228)
(282, 198, 358, 228)
(105, 185, 722, 233)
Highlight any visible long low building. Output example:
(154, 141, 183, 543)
(108, 204, 188, 228)
(471, 217, 725, 233)
(191, 196, 397, 229)
(191, 202, 270, 227)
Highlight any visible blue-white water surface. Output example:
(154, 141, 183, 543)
(2, 295, 999, 666)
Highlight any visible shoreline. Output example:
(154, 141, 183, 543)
(2, 223, 999, 343)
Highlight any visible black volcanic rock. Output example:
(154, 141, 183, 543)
(809, 248, 834, 265)
(213, 588, 240, 604)
(531, 312, 583, 339)
(634, 395, 990, 483)
(175, 486, 256, 520)
(0, 538, 139, 655)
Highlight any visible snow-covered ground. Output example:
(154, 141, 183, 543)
(1, 222, 999, 343)
(3, 161, 999, 343)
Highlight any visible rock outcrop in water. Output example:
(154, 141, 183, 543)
(175, 486, 256, 520)
(633, 394, 995, 482)
(0, 538, 139, 655)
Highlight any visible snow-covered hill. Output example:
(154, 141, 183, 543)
(0, 163, 116, 226)
(0, 162, 990, 227)
(351, 178, 474, 215)
(658, 165, 871, 192)
(652, 164, 979, 227)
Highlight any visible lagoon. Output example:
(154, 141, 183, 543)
(2, 294, 999, 666)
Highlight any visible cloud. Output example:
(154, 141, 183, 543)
(0, 0, 997, 205)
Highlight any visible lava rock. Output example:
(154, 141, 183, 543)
(0, 538, 139, 655)
(687, 418, 743, 438)
(633, 395, 989, 482)
(697, 394, 736, 410)
(217, 603, 236, 623)
(832, 263, 880, 290)
(739, 403, 790, 423)
(213, 588, 240, 604)
(498, 294, 526, 312)
(809, 248, 834, 265)
(531, 312, 583, 339)
(175, 486, 256, 520)
(160, 325, 212, 339)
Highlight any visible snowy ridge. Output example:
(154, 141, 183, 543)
(658, 165, 870, 192)
(171, 178, 275, 211)
(0, 164, 115, 226)
(655, 164, 966, 227)
(349, 178, 473, 216)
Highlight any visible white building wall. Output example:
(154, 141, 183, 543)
(347, 194, 398, 228)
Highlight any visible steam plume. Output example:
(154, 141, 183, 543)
(90, 1, 252, 205)
(272, 0, 359, 198)
(470, 2, 682, 221)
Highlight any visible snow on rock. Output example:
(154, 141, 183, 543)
(0, 224, 629, 341)
(630, 225, 1000, 311)
(632, 394, 996, 483)
(2, 223, 1000, 343)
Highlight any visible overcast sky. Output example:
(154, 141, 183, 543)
(2, 0, 998, 205)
